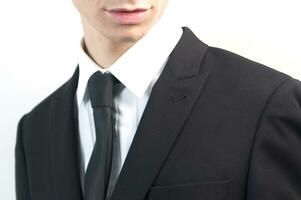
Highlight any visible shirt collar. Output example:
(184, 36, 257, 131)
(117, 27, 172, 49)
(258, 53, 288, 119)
(77, 15, 183, 105)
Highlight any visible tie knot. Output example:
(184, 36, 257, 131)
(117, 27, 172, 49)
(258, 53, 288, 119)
(88, 71, 119, 108)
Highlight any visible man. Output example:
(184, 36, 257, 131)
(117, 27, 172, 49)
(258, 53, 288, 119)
(15, 0, 301, 199)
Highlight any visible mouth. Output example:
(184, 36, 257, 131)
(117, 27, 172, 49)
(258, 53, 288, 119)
(107, 8, 149, 12)
(105, 7, 151, 25)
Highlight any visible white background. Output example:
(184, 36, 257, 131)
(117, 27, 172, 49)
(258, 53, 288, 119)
(0, 0, 300, 199)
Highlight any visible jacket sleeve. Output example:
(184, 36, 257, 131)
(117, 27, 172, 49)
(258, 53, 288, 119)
(246, 78, 301, 199)
(15, 115, 31, 200)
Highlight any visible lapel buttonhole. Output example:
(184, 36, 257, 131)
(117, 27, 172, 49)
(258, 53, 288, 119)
(171, 95, 187, 103)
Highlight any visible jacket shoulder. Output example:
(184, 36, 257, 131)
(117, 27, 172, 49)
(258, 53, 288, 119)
(21, 77, 72, 129)
(207, 46, 290, 79)
(23, 67, 79, 120)
(200, 46, 297, 115)
(205, 46, 292, 91)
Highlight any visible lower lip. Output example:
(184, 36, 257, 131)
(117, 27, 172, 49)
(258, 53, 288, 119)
(107, 9, 149, 25)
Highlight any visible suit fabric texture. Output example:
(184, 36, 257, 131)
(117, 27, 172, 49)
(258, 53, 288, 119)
(15, 27, 301, 200)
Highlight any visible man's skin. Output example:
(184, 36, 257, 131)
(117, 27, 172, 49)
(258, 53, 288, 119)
(72, 0, 170, 68)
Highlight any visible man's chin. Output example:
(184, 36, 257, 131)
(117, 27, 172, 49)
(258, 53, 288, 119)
(111, 28, 148, 44)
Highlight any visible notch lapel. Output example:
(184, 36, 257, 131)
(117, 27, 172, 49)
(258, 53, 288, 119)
(49, 67, 84, 200)
(110, 27, 209, 200)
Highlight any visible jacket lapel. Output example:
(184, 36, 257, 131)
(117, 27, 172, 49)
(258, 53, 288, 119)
(110, 26, 209, 200)
(49, 67, 84, 200)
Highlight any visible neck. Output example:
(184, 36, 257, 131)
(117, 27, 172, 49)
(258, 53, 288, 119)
(81, 19, 137, 69)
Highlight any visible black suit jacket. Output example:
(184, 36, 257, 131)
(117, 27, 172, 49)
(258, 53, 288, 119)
(15, 27, 301, 200)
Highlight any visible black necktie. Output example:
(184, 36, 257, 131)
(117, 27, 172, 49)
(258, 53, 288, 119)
(84, 71, 120, 200)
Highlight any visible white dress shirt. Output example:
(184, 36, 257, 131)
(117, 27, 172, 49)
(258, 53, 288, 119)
(76, 17, 183, 193)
